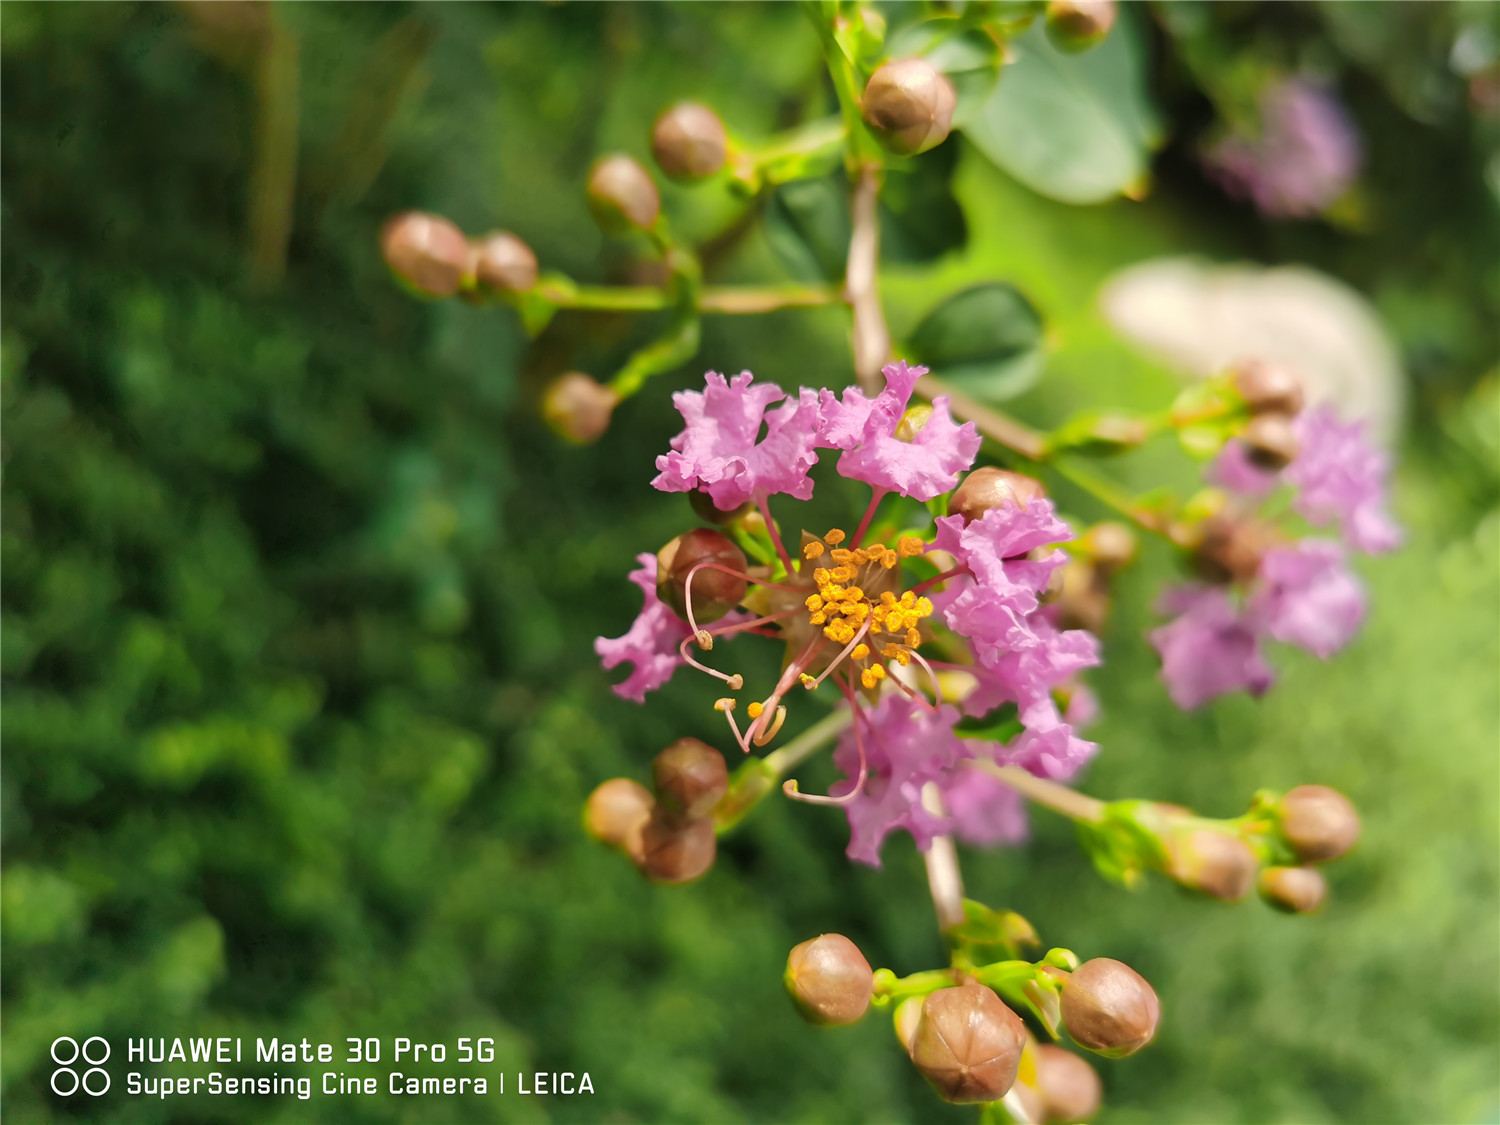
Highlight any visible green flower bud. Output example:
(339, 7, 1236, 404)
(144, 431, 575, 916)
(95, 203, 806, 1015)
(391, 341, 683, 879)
(688, 490, 753, 526)
(1241, 413, 1299, 470)
(542, 372, 619, 444)
(948, 468, 1048, 525)
(583, 778, 654, 850)
(651, 102, 728, 181)
(380, 211, 472, 298)
(784, 934, 874, 1026)
(1163, 828, 1259, 901)
(909, 982, 1027, 1103)
(1232, 359, 1305, 417)
(1258, 865, 1328, 913)
(586, 154, 661, 234)
(1279, 785, 1360, 862)
(635, 809, 716, 884)
(652, 737, 728, 820)
(1061, 958, 1160, 1058)
(861, 58, 957, 157)
(1080, 521, 1138, 574)
(471, 230, 538, 293)
(1044, 0, 1117, 53)
(1034, 1044, 1103, 1124)
(656, 528, 748, 625)
(895, 403, 934, 442)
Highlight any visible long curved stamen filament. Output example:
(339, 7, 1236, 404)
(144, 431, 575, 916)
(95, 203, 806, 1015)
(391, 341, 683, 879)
(803, 618, 873, 691)
(678, 636, 744, 690)
(911, 565, 967, 597)
(907, 647, 944, 705)
(783, 675, 869, 806)
(751, 704, 787, 746)
(715, 697, 756, 756)
(683, 562, 807, 648)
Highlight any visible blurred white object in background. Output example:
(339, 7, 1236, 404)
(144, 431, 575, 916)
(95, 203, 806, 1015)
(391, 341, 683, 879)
(1100, 257, 1405, 444)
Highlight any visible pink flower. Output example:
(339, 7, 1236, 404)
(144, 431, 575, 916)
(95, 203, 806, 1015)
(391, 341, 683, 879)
(652, 371, 822, 510)
(1208, 439, 1279, 496)
(817, 361, 980, 500)
(594, 554, 693, 702)
(941, 766, 1028, 847)
(1284, 407, 1401, 554)
(1149, 585, 1275, 710)
(1249, 540, 1365, 659)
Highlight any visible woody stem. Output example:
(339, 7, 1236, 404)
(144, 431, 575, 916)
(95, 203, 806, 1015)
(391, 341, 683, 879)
(919, 783, 967, 931)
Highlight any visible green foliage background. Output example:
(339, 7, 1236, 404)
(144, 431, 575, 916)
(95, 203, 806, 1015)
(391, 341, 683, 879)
(3, 3, 1497, 1123)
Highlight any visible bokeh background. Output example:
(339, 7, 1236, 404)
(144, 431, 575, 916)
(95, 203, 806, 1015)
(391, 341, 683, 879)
(3, 3, 1498, 1123)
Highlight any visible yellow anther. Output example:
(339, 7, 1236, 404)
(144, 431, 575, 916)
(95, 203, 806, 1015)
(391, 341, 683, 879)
(860, 664, 887, 690)
(852, 548, 871, 565)
(830, 566, 854, 583)
(892, 648, 912, 666)
(852, 643, 870, 661)
(714, 698, 736, 712)
(799, 673, 817, 689)
(830, 548, 854, 564)
(803, 542, 825, 560)
(880, 590, 898, 606)
(844, 586, 864, 602)
(813, 568, 831, 586)
(809, 612, 826, 625)
(880, 550, 899, 569)
(805, 594, 824, 612)
(899, 535, 926, 558)
(914, 596, 934, 616)
(907, 628, 922, 648)
(747, 701, 764, 719)
(883, 643, 902, 659)
(902, 611, 922, 631)
(824, 529, 846, 545)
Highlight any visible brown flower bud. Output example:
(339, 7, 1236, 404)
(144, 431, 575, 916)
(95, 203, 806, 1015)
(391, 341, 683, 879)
(1193, 516, 1282, 585)
(1241, 413, 1299, 471)
(1258, 865, 1328, 914)
(380, 211, 472, 298)
(652, 738, 728, 820)
(1233, 359, 1305, 417)
(1045, 0, 1117, 53)
(1061, 958, 1160, 1057)
(584, 778, 654, 850)
(542, 372, 619, 444)
(656, 528, 748, 625)
(893, 996, 924, 1050)
(586, 154, 661, 234)
(471, 230, 538, 293)
(635, 809, 716, 884)
(1034, 1044, 1103, 1124)
(861, 59, 957, 157)
(1162, 828, 1259, 901)
(689, 490, 753, 526)
(1279, 785, 1360, 862)
(784, 934, 874, 1026)
(1055, 560, 1109, 634)
(909, 982, 1027, 1103)
(1081, 521, 1137, 574)
(948, 468, 1048, 525)
(651, 102, 728, 181)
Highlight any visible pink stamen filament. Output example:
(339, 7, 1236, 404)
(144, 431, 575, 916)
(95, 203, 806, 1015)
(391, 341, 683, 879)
(906, 647, 944, 705)
(804, 618, 873, 691)
(682, 561, 802, 648)
(783, 673, 868, 806)
(850, 488, 887, 549)
(755, 493, 797, 578)
(749, 633, 827, 746)
(678, 636, 743, 690)
(911, 565, 968, 596)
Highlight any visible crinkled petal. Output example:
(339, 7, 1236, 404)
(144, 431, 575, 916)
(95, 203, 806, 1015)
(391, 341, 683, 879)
(1286, 406, 1401, 554)
(595, 554, 692, 702)
(1249, 540, 1365, 658)
(1210, 439, 1280, 496)
(1149, 584, 1275, 709)
(941, 764, 1029, 847)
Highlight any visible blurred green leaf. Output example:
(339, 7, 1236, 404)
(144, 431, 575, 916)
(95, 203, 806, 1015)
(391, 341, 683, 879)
(879, 141, 968, 264)
(764, 172, 851, 282)
(906, 281, 1045, 401)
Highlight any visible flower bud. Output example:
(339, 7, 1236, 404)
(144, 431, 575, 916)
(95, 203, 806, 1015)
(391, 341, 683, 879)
(651, 102, 728, 181)
(1232, 359, 1305, 417)
(1061, 958, 1160, 1057)
(909, 982, 1027, 1103)
(784, 934, 874, 1026)
(584, 778, 654, 849)
(656, 528, 748, 624)
(948, 468, 1048, 525)
(586, 154, 661, 234)
(1034, 1044, 1103, 1124)
(1279, 785, 1360, 862)
(895, 403, 934, 442)
(1193, 516, 1281, 586)
(1258, 865, 1328, 914)
(893, 995, 924, 1050)
(471, 230, 538, 293)
(1241, 413, 1299, 470)
(542, 372, 619, 444)
(689, 490, 753, 526)
(652, 737, 728, 820)
(1081, 521, 1137, 574)
(1044, 0, 1117, 53)
(380, 211, 472, 298)
(1162, 828, 1258, 901)
(1055, 560, 1108, 634)
(635, 809, 716, 884)
(861, 59, 957, 157)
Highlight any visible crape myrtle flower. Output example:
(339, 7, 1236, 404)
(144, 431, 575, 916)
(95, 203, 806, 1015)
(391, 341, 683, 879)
(600, 363, 1101, 867)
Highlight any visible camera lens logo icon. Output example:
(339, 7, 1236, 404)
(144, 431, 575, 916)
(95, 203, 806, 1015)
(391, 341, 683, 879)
(51, 1037, 110, 1096)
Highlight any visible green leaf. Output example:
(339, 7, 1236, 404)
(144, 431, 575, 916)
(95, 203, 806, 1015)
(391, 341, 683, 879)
(946, 899, 1041, 961)
(879, 141, 968, 264)
(961, 14, 1163, 205)
(906, 282, 1045, 402)
(763, 173, 851, 282)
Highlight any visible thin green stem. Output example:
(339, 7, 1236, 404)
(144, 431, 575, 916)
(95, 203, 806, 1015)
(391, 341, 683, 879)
(968, 760, 1105, 824)
(533, 278, 842, 315)
(916, 374, 1049, 461)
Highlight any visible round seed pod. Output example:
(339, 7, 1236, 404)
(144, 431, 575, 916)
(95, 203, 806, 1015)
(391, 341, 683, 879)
(380, 211, 472, 298)
(542, 372, 619, 444)
(635, 810, 716, 884)
(1258, 865, 1329, 913)
(1162, 829, 1259, 901)
(651, 102, 728, 181)
(948, 468, 1048, 525)
(1233, 359, 1305, 417)
(584, 778, 654, 850)
(586, 154, 661, 234)
(472, 230, 538, 293)
(861, 58, 957, 157)
(1061, 958, 1160, 1058)
(1241, 413, 1300, 471)
(1044, 0, 1117, 53)
(784, 934, 874, 1026)
(909, 982, 1027, 1103)
(652, 738, 728, 820)
(656, 528, 748, 625)
(1034, 1044, 1103, 1123)
(1279, 785, 1360, 862)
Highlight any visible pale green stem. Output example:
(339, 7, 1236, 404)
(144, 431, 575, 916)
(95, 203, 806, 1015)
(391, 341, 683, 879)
(969, 760, 1105, 823)
(761, 706, 853, 777)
